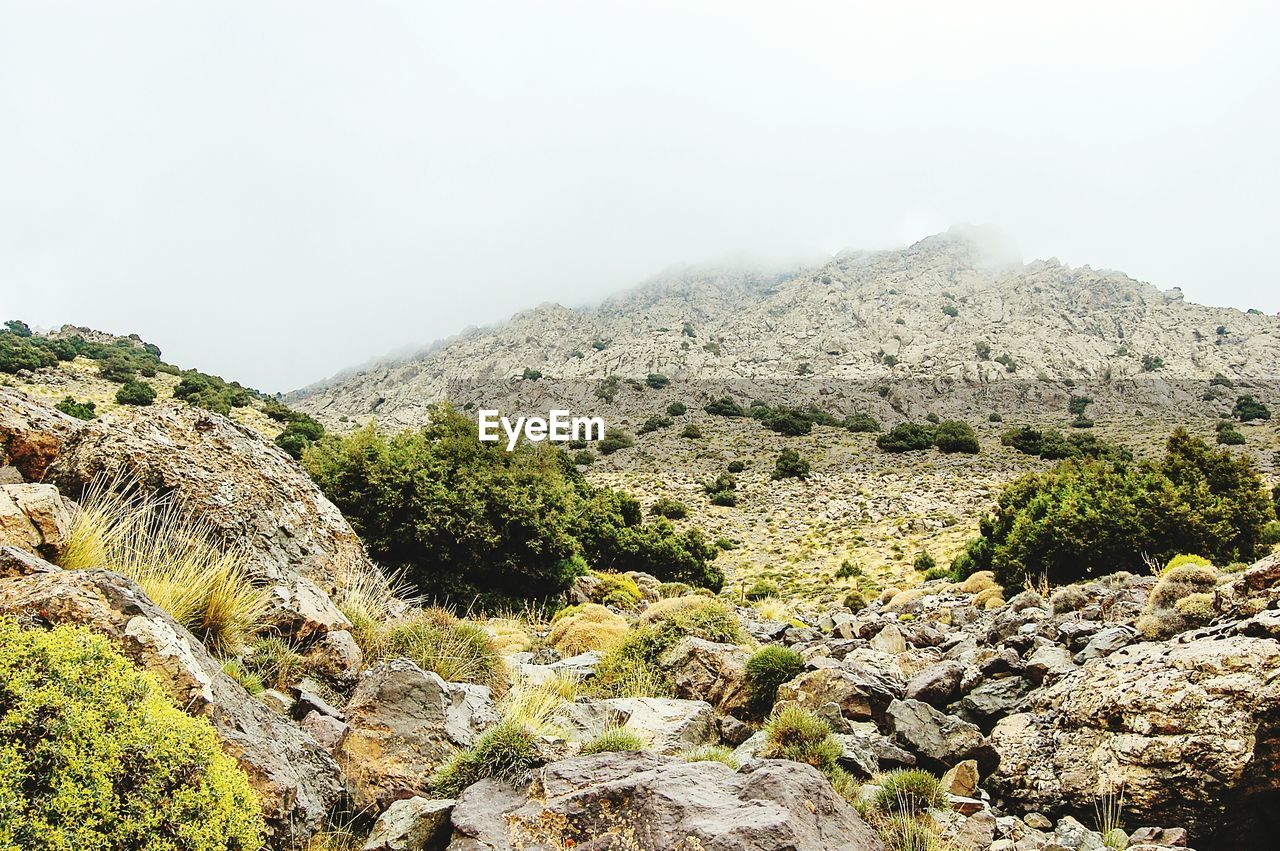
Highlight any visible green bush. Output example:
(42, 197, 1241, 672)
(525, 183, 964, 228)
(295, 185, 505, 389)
(975, 341, 991, 360)
(913, 551, 936, 572)
(579, 725, 647, 755)
(704, 396, 744, 417)
(959, 429, 1274, 587)
(0, 617, 264, 850)
(666, 401, 687, 416)
(172, 370, 255, 415)
(431, 720, 539, 797)
(597, 429, 635, 455)
(836, 560, 862, 579)
(1260, 521, 1280, 547)
(521, 367, 542, 381)
(772, 448, 810, 480)
(645, 373, 669, 389)
(54, 396, 96, 420)
(761, 705, 841, 773)
(842, 412, 880, 433)
(1141, 354, 1164, 371)
(745, 646, 805, 713)
(1000, 425, 1131, 462)
(941, 304, 958, 317)
(933, 420, 979, 454)
(877, 423, 934, 453)
(872, 768, 946, 816)
(274, 412, 325, 459)
(1216, 421, 1246, 445)
(995, 353, 1018, 372)
(727, 459, 746, 473)
(1234, 394, 1271, 422)
(649, 496, 688, 519)
(762, 407, 814, 436)
(745, 579, 780, 600)
(680, 424, 703, 439)
(637, 415, 673, 435)
(709, 491, 737, 507)
(115, 378, 156, 406)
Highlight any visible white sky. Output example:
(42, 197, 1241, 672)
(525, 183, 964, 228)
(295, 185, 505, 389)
(2, 1, 1278, 392)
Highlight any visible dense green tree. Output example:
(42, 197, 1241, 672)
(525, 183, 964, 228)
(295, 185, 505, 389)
(772, 448, 810, 480)
(115, 378, 156, 406)
(956, 429, 1273, 586)
(54, 396, 96, 420)
(877, 423, 935, 453)
(933, 420, 980, 454)
(1234, 394, 1271, 422)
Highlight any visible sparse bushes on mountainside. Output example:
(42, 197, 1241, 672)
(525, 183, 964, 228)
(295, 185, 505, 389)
(843, 412, 881, 432)
(648, 496, 688, 519)
(956, 429, 1274, 587)
(303, 406, 722, 604)
(264, 400, 326, 458)
(666, 401, 687, 416)
(597, 428, 635, 455)
(1001, 425, 1132, 462)
(636, 414, 672, 434)
(172, 370, 256, 414)
(704, 396, 744, 417)
(0, 617, 265, 851)
(1216, 420, 1246, 445)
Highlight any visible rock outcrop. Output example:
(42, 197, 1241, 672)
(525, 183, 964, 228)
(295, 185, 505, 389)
(446, 751, 885, 851)
(0, 483, 73, 560)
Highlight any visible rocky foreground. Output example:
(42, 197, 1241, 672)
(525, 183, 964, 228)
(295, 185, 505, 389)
(2, 386, 1279, 851)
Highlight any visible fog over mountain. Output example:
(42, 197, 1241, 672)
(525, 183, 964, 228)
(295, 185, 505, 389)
(3, 2, 1280, 391)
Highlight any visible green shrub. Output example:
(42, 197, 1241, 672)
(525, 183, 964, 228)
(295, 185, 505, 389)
(305, 408, 723, 602)
(961, 429, 1273, 587)
(115, 378, 156, 406)
(877, 423, 934, 453)
(745, 646, 805, 713)
(1000, 425, 1130, 462)
(1234, 395, 1270, 422)
(923, 567, 950, 581)
(637, 415, 673, 435)
(579, 725, 647, 755)
(172, 370, 254, 414)
(680, 745, 740, 768)
(1262, 521, 1280, 547)
(872, 768, 946, 816)
(762, 407, 814, 436)
(666, 401, 687, 416)
(376, 614, 502, 691)
(649, 497, 688, 519)
(274, 412, 325, 459)
(912, 551, 936, 572)
(0, 618, 264, 850)
(995, 353, 1018, 372)
(843, 591, 867, 612)
(745, 579, 780, 600)
(836, 560, 862, 579)
(772, 448, 810, 480)
(594, 599, 743, 698)
(645, 373, 669, 389)
(431, 720, 540, 796)
(244, 635, 306, 690)
(597, 429, 635, 455)
(727, 459, 746, 473)
(975, 341, 992, 360)
(1141, 354, 1164, 372)
(703, 472, 737, 494)
(704, 396, 744, 417)
(761, 705, 841, 773)
(843, 412, 880, 433)
(681, 424, 703, 439)
(933, 420, 979, 454)
(521, 367, 542, 381)
(54, 396, 96, 420)
(941, 304, 958, 317)
(572, 449, 595, 465)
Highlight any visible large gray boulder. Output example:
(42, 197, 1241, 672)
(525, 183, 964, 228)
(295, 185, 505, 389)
(989, 634, 1280, 848)
(336, 659, 497, 810)
(661, 636, 753, 716)
(363, 796, 455, 851)
(446, 751, 885, 851)
(0, 564, 342, 847)
(46, 401, 373, 584)
(553, 696, 717, 755)
(0, 483, 74, 561)
(884, 698, 997, 775)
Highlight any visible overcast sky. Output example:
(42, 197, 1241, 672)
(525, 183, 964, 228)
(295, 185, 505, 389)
(2, 2, 1278, 392)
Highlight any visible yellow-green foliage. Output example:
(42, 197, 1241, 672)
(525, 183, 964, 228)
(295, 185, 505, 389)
(680, 745, 740, 768)
(244, 636, 306, 691)
(592, 597, 745, 698)
(579, 725, 647, 755)
(871, 768, 946, 816)
(220, 657, 265, 697)
(60, 477, 268, 654)
(430, 720, 539, 797)
(1175, 592, 1216, 619)
(0, 617, 264, 851)
(331, 553, 420, 653)
(499, 677, 573, 738)
(960, 571, 999, 595)
(1162, 553, 1212, 574)
(873, 814, 951, 851)
(373, 609, 504, 692)
(761, 705, 841, 773)
(972, 587, 1005, 609)
(548, 604, 629, 656)
(590, 571, 643, 610)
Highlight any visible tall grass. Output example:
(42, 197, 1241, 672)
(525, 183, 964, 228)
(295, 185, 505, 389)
(60, 474, 268, 654)
(330, 549, 420, 651)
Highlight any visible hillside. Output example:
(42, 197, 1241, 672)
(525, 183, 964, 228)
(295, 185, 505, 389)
(290, 228, 1280, 601)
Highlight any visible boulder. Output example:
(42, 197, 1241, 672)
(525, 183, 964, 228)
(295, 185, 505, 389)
(776, 664, 903, 723)
(600, 697, 716, 754)
(0, 388, 81, 481)
(303, 627, 363, 681)
(884, 698, 997, 774)
(263, 574, 352, 642)
(0, 483, 74, 560)
(661, 636, 753, 715)
(337, 659, 497, 810)
(904, 659, 966, 706)
(447, 751, 885, 850)
(0, 565, 342, 846)
(0, 543, 61, 579)
(1074, 625, 1136, 664)
(989, 634, 1280, 848)
(955, 676, 1031, 730)
(46, 402, 373, 583)
(363, 796, 455, 851)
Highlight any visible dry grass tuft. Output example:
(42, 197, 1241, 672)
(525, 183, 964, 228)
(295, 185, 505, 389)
(61, 474, 268, 654)
(549, 604, 629, 656)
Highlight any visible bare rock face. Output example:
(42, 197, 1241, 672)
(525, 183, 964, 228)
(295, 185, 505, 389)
(45, 401, 372, 584)
(776, 665, 904, 724)
(362, 796, 455, 851)
(336, 659, 497, 811)
(0, 564, 343, 847)
(0, 388, 82, 481)
(0, 483, 73, 560)
(989, 634, 1280, 847)
(661, 636, 753, 716)
(447, 751, 885, 851)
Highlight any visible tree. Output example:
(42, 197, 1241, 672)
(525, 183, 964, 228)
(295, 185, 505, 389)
(115, 378, 155, 406)
(957, 429, 1273, 587)
(54, 396, 95, 420)
(704, 396, 744, 417)
(877, 423, 935, 453)
(4, 319, 32, 336)
(1234, 394, 1271, 422)
(933, 420, 979, 454)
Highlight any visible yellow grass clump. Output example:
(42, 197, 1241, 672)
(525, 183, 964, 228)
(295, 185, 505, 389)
(549, 604, 628, 656)
(60, 475, 267, 654)
(960, 571, 999, 595)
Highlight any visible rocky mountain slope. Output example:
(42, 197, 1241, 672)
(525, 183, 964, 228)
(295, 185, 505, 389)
(292, 226, 1280, 428)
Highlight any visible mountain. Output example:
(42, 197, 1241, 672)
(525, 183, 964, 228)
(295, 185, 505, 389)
(291, 226, 1280, 428)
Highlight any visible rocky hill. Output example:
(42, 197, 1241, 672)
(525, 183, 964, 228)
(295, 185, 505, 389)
(292, 226, 1280, 428)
